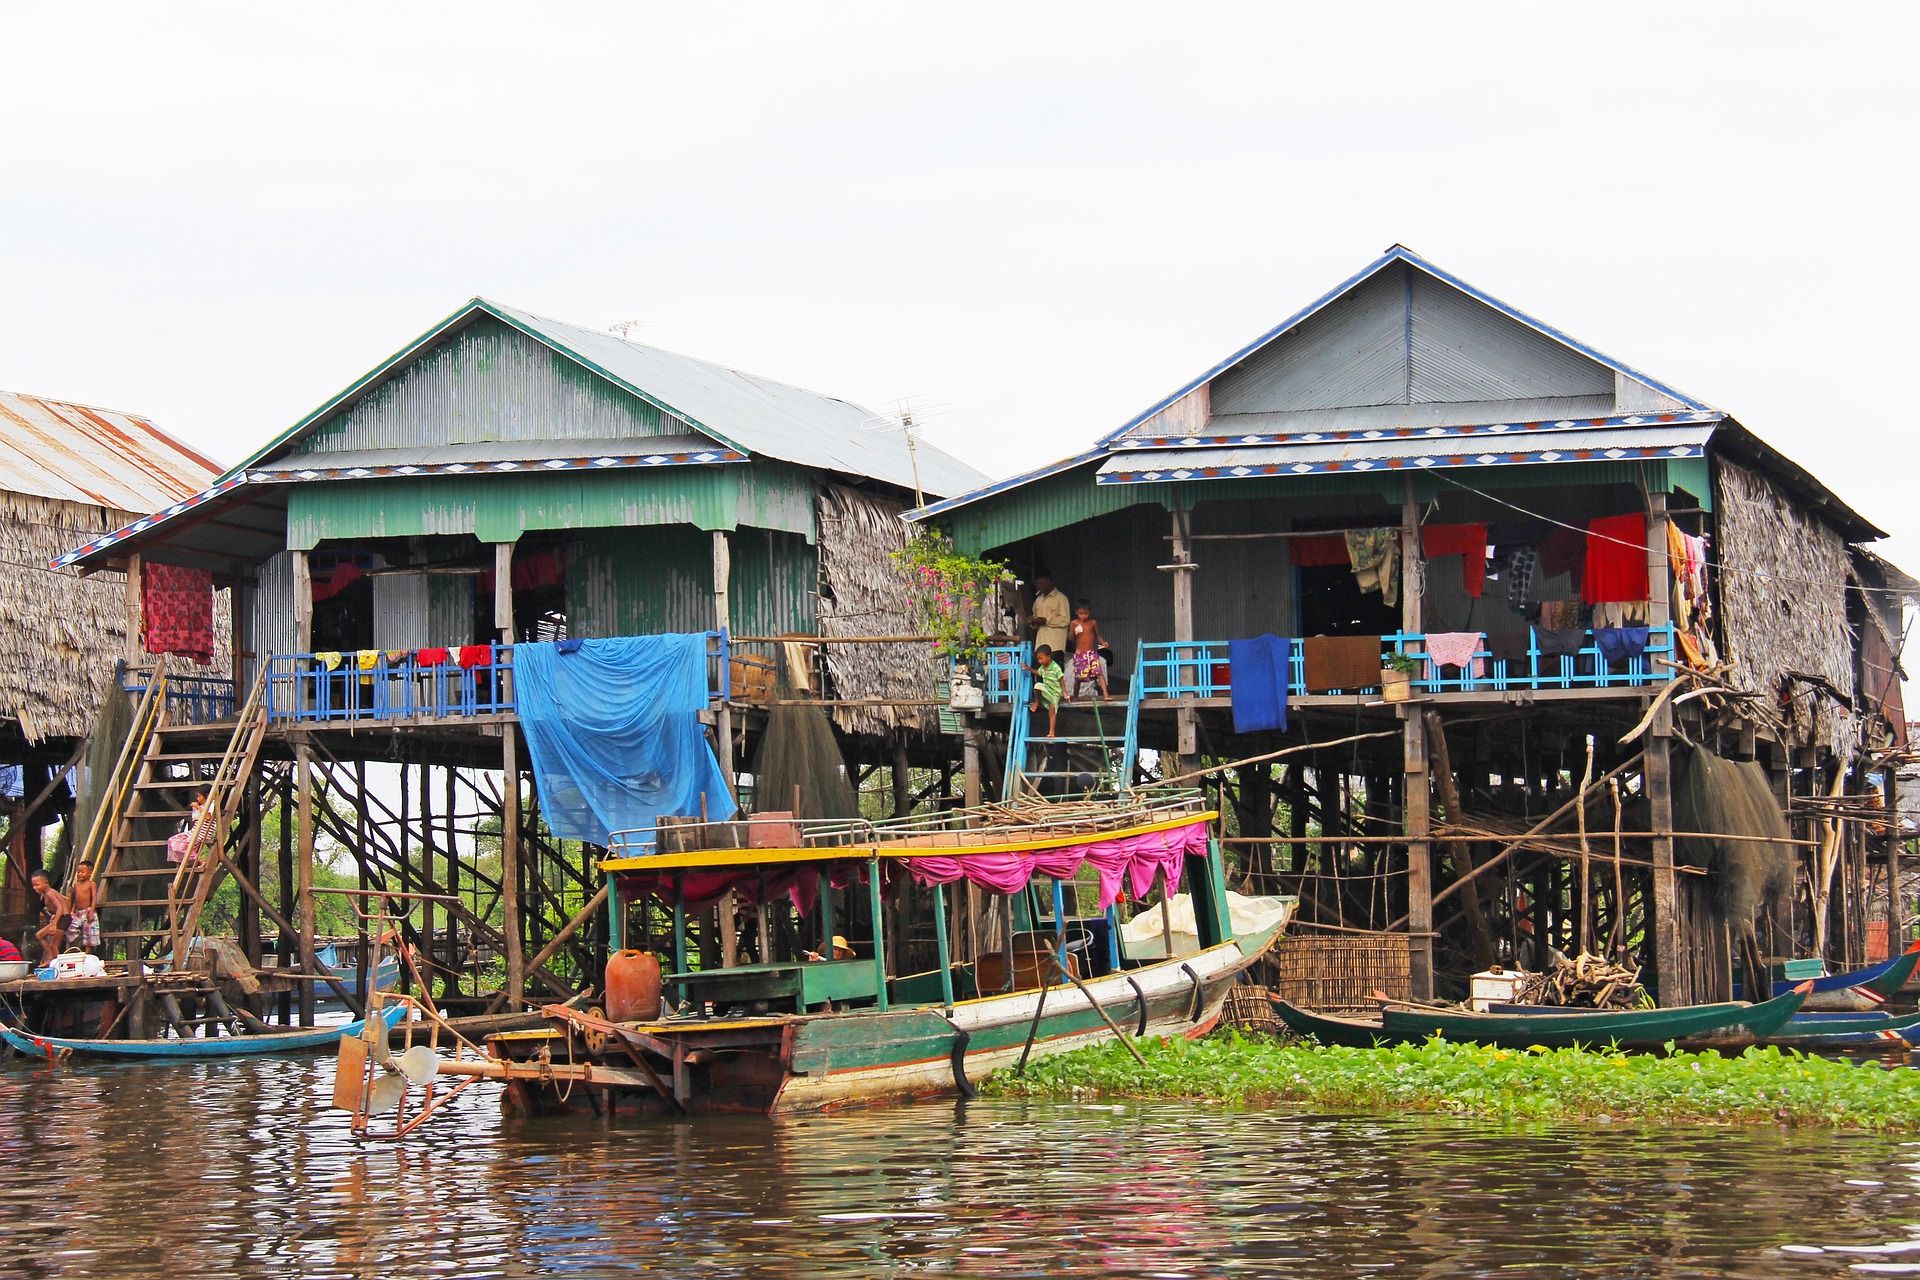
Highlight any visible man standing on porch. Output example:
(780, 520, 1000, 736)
(1027, 575, 1070, 658)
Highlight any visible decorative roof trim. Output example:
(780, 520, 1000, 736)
(1109, 410, 1722, 453)
(1096, 443, 1707, 485)
(53, 449, 750, 569)
(902, 449, 1107, 523)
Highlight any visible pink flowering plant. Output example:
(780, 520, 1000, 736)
(893, 529, 1013, 663)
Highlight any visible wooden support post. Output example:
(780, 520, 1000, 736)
(239, 777, 262, 968)
(1888, 769, 1906, 945)
(356, 759, 370, 1000)
(892, 736, 912, 819)
(295, 745, 316, 1027)
(493, 541, 515, 644)
(1423, 708, 1494, 971)
(231, 570, 250, 697)
(1403, 709, 1433, 999)
(712, 530, 735, 787)
(291, 550, 312, 655)
(419, 762, 435, 994)
(502, 730, 525, 1003)
(124, 551, 145, 666)
(445, 765, 460, 998)
(1170, 506, 1198, 767)
(1400, 482, 1423, 637)
(1646, 702, 1682, 1005)
(1645, 491, 1671, 630)
(277, 775, 294, 1024)
(962, 727, 982, 809)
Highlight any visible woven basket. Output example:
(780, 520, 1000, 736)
(1221, 982, 1280, 1034)
(1268, 933, 1412, 1011)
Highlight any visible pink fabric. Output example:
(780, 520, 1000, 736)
(1422, 631, 1485, 679)
(905, 819, 1210, 910)
(619, 860, 872, 913)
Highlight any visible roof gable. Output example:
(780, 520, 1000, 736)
(238, 299, 985, 500)
(1102, 246, 1708, 447)
(0, 391, 219, 512)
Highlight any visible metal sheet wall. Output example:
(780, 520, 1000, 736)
(285, 462, 815, 550)
(299, 315, 680, 453)
(372, 571, 431, 649)
(249, 551, 299, 683)
(727, 527, 818, 639)
(1211, 267, 1408, 415)
(1407, 270, 1612, 403)
(949, 462, 1172, 558)
(568, 526, 717, 638)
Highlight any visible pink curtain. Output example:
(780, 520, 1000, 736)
(905, 819, 1210, 910)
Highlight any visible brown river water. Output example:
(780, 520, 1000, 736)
(4, 1053, 1920, 1279)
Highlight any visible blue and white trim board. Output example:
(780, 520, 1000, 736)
(51, 448, 751, 569)
(1097, 443, 1707, 485)
(1110, 411, 1722, 452)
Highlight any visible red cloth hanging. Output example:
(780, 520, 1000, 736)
(416, 647, 450, 667)
(142, 562, 214, 666)
(478, 547, 566, 593)
(1538, 526, 1586, 584)
(1289, 535, 1351, 567)
(1419, 523, 1488, 597)
(309, 562, 363, 604)
(456, 644, 494, 669)
(1583, 513, 1649, 603)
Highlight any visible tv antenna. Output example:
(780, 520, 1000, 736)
(862, 396, 947, 508)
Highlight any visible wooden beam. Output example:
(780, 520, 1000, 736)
(292, 550, 313, 655)
(125, 552, 144, 664)
(1402, 708, 1433, 999)
(1646, 701, 1682, 1002)
(1170, 506, 1197, 764)
(502, 729, 525, 1002)
(295, 744, 317, 1027)
(493, 540, 515, 642)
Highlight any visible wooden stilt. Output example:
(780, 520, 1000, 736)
(502, 729, 525, 1003)
(1402, 711, 1433, 1000)
(295, 744, 316, 1027)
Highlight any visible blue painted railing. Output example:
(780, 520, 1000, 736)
(122, 670, 236, 725)
(264, 631, 732, 723)
(1134, 626, 1678, 700)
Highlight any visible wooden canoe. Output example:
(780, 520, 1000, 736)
(1375, 983, 1809, 1050)
(1489, 1001, 1920, 1050)
(1268, 998, 1399, 1047)
(1734, 939, 1920, 1012)
(1, 1004, 406, 1061)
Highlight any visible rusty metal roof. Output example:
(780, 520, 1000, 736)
(0, 391, 221, 513)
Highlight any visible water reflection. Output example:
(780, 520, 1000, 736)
(1, 1051, 1916, 1277)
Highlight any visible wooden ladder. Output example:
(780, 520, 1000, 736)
(88, 666, 271, 968)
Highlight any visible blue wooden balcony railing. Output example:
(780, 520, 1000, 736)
(122, 669, 237, 725)
(264, 632, 732, 724)
(1135, 626, 1678, 700)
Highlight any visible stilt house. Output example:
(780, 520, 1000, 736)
(910, 246, 1914, 1005)
(52, 300, 983, 1014)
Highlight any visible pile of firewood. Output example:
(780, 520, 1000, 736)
(1516, 952, 1644, 1009)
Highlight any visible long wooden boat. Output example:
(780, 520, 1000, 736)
(1377, 984, 1810, 1051)
(334, 792, 1295, 1134)
(1270, 998, 1402, 1047)
(315, 944, 401, 999)
(1488, 1003, 1920, 1051)
(2, 1004, 406, 1062)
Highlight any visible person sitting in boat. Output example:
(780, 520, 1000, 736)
(804, 935, 857, 962)
(30, 870, 69, 964)
(67, 862, 100, 954)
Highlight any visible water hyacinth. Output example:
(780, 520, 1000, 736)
(981, 1032, 1920, 1130)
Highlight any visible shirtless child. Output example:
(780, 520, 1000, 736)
(1066, 602, 1110, 700)
(31, 871, 69, 965)
(68, 862, 100, 953)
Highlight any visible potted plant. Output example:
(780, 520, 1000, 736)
(1380, 651, 1418, 702)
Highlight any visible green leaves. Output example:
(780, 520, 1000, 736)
(893, 530, 1013, 663)
(981, 1031, 1920, 1130)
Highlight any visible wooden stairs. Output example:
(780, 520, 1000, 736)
(82, 667, 272, 968)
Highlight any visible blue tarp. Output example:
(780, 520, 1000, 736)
(1227, 635, 1290, 734)
(513, 635, 736, 846)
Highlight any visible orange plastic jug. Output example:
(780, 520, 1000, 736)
(606, 949, 662, 1023)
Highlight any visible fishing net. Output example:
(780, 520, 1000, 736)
(1672, 745, 1793, 922)
(751, 672, 858, 820)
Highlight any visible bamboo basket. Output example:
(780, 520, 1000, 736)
(1221, 982, 1280, 1034)
(1269, 933, 1412, 1010)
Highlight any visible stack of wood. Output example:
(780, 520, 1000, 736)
(1515, 952, 1644, 1009)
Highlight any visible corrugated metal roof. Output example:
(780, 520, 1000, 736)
(0, 390, 219, 513)
(1095, 424, 1717, 484)
(268, 436, 724, 471)
(233, 299, 988, 502)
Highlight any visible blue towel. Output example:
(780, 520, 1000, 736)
(1227, 635, 1290, 734)
(1595, 626, 1650, 663)
(557, 638, 585, 654)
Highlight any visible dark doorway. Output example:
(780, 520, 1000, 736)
(1296, 562, 1400, 637)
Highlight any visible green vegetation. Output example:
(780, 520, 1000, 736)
(982, 1031, 1920, 1130)
(894, 529, 1012, 663)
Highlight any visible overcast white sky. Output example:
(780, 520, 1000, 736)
(3, 5, 1916, 564)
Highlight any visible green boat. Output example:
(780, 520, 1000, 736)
(1272, 983, 1812, 1051)
(1378, 983, 1810, 1051)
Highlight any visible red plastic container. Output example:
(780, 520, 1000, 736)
(606, 950, 662, 1023)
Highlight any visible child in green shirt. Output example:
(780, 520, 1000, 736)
(1029, 645, 1063, 737)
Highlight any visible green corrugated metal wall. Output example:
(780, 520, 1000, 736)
(566, 525, 817, 639)
(286, 461, 816, 550)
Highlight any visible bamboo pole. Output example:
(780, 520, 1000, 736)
(1576, 735, 1594, 956)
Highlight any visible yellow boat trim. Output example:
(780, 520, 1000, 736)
(600, 811, 1219, 873)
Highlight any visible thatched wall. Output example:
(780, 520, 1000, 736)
(815, 483, 938, 738)
(1, 493, 231, 747)
(1714, 460, 1860, 763)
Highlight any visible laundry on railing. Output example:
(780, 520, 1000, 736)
(1422, 631, 1485, 679)
(1226, 635, 1290, 734)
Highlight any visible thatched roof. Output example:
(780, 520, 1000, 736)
(1715, 459, 1861, 764)
(815, 483, 939, 739)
